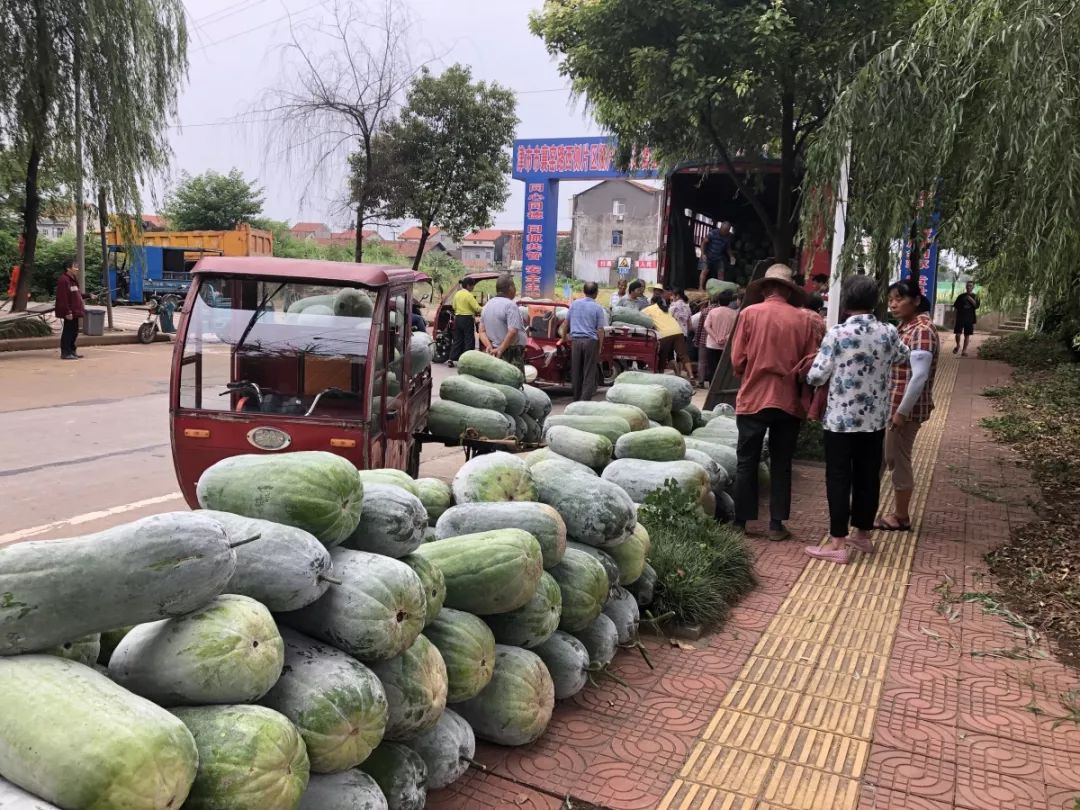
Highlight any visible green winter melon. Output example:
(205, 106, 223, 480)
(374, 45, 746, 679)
(199, 510, 333, 612)
(564, 400, 650, 431)
(369, 634, 448, 741)
(0, 656, 199, 810)
(684, 438, 738, 480)
(260, 628, 388, 774)
(574, 613, 619, 668)
(627, 562, 658, 607)
(545, 424, 613, 470)
(343, 484, 427, 558)
(523, 447, 597, 477)
(530, 460, 637, 548)
(356, 469, 419, 498)
(109, 594, 284, 705)
(334, 289, 375, 317)
(566, 542, 620, 589)
(602, 458, 710, 507)
(482, 571, 561, 649)
(426, 399, 515, 441)
(423, 608, 496, 703)
(451, 451, 537, 503)
(533, 630, 590, 700)
(410, 332, 433, 376)
(435, 501, 566, 568)
(40, 634, 100, 667)
(415, 478, 452, 526)
(457, 349, 524, 388)
(401, 553, 446, 626)
(412, 529, 543, 614)
(439, 375, 506, 412)
(278, 548, 426, 663)
(0, 776, 62, 808)
(609, 523, 650, 586)
(609, 307, 655, 328)
(614, 370, 694, 410)
(548, 547, 610, 632)
(457, 374, 527, 416)
(173, 705, 309, 810)
(613, 426, 686, 462)
(602, 586, 641, 645)
(683, 449, 727, 491)
(542, 414, 632, 445)
(455, 645, 555, 746)
(606, 383, 672, 422)
(402, 708, 474, 790)
(359, 743, 426, 810)
(521, 413, 543, 444)
(684, 402, 705, 428)
(0, 512, 235, 656)
(523, 384, 553, 421)
(196, 451, 364, 547)
(671, 408, 695, 435)
(299, 771, 388, 810)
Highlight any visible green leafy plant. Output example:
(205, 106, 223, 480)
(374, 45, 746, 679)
(794, 420, 826, 462)
(638, 481, 756, 628)
(979, 332, 1073, 369)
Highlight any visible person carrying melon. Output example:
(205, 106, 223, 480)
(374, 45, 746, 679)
(479, 273, 527, 374)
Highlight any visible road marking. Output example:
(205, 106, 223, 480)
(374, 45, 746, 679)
(0, 492, 184, 545)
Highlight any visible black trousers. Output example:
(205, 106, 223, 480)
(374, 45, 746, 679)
(824, 429, 885, 538)
(570, 337, 600, 401)
(734, 408, 801, 523)
(60, 317, 80, 357)
(449, 315, 475, 362)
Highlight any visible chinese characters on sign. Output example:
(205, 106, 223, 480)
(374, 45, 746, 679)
(513, 136, 660, 297)
(899, 209, 940, 310)
(596, 258, 658, 270)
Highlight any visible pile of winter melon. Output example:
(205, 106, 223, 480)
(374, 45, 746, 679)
(428, 350, 551, 445)
(537, 370, 747, 523)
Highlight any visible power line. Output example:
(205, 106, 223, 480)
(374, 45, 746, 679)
(192, 0, 327, 52)
(193, 0, 268, 25)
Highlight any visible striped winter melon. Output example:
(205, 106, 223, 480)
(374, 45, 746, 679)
(530, 460, 637, 547)
(196, 451, 364, 547)
(482, 571, 562, 649)
(434, 501, 566, 568)
(457, 350, 524, 387)
(614, 370, 694, 410)
(439, 375, 506, 412)
(548, 547, 610, 632)
(299, 771, 387, 810)
(606, 383, 672, 422)
(411, 530, 544, 615)
(608, 523, 650, 586)
(415, 478, 453, 526)
(451, 451, 537, 503)
(343, 484, 427, 559)
(564, 400, 650, 431)
(545, 424, 613, 470)
(532, 630, 590, 700)
(454, 645, 554, 746)
(614, 426, 686, 461)
(542, 414, 632, 445)
(423, 608, 496, 703)
(369, 634, 447, 741)
(457, 374, 527, 416)
(400, 553, 446, 626)
(426, 399, 515, 441)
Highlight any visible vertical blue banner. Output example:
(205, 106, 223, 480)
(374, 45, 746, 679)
(520, 178, 559, 298)
(899, 209, 940, 310)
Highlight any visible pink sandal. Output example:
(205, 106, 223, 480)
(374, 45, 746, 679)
(848, 534, 876, 554)
(804, 540, 851, 565)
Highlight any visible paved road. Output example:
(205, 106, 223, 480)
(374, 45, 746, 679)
(0, 340, 563, 545)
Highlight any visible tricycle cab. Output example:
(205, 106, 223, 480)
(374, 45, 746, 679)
(170, 257, 432, 508)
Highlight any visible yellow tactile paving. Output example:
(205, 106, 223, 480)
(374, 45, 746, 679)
(659, 355, 959, 810)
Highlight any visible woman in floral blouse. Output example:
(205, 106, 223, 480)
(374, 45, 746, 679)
(875, 279, 939, 531)
(804, 275, 910, 564)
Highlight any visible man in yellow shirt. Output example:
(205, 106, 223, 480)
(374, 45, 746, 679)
(643, 288, 694, 380)
(448, 277, 481, 367)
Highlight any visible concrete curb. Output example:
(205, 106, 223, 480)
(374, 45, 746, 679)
(0, 332, 171, 353)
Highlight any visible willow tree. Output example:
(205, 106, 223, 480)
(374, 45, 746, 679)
(802, 0, 1080, 318)
(0, 0, 186, 314)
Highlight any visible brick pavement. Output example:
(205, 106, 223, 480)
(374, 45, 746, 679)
(427, 351, 1080, 810)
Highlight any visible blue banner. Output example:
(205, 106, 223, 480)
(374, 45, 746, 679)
(899, 209, 940, 311)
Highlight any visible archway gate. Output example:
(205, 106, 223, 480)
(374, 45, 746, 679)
(512, 136, 659, 298)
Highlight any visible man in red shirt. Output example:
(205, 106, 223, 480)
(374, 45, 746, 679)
(729, 264, 819, 541)
(55, 259, 88, 360)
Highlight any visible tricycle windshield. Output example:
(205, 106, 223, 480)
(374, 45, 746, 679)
(178, 275, 381, 419)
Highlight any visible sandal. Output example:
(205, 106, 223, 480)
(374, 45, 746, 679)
(805, 541, 850, 565)
(873, 515, 911, 531)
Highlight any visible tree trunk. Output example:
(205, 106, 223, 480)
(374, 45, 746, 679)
(74, 28, 85, 289)
(12, 142, 42, 313)
(354, 206, 364, 263)
(411, 225, 430, 273)
(99, 188, 113, 329)
(775, 89, 796, 267)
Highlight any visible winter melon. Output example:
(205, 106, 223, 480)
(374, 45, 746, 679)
(403, 708, 474, 790)
(671, 408, 695, 435)
(545, 424, 613, 470)
(40, 634, 100, 667)
(356, 469, 419, 498)
(426, 399, 515, 441)
(542, 414, 632, 445)
(439, 375, 507, 412)
(457, 374, 527, 416)
(523, 447, 597, 477)
(523, 384, 553, 422)
(457, 350, 524, 387)
(343, 484, 427, 558)
(369, 634, 447, 741)
(435, 501, 566, 568)
(613, 426, 686, 461)
(564, 400, 650, 431)
(423, 608, 496, 703)
(455, 645, 554, 746)
(628, 563, 658, 607)
(606, 383, 672, 422)
(482, 571, 561, 649)
(415, 478, 452, 526)
(548, 547, 610, 633)
(533, 631, 590, 700)
(614, 370, 694, 410)
(359, 743, 426, 810)
(566, 542, 620, 589)
(451, 451, 537, 503)
(602, 587, 641, 645)
(400, 553, 446, 626)
(609, 523, 650, 586)
(602, 458, 710, 506)
(574, 613, 619, 668)
(299, 771, 387, 810)
(530, 460, 637, 547)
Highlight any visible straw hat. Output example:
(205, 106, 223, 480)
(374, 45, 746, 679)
(743, 264, 806, 308)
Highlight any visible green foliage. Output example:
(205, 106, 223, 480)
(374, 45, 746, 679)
(530, 0, 927, 259)
(381, 65, 517, 269)
(978, 333, 1074, 370)
(555, 236, 572, 278)
(0, 316, 51, 339)
(803, 0, 1080, 317)
(637, 481, 756, 627)
(162, 169, 264, 231)
(794, 420, 826, 462)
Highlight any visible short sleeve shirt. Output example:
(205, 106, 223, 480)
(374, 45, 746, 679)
(480, 296, 527, 347)
(891, 313, 939, 421)
(567, 297, 607, 339)
(806, 314, 910, 432)
(704, 229, 730, 261)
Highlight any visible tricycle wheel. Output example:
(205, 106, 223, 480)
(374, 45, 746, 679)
(137, 322, 156, 344)
(601, 359, 624, 386)
(432, 334, 451, 364)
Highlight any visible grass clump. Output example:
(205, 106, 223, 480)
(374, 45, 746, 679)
(637, 481, 756, 628)
(0, 317, 52, 340)
(978, 332, 1072, 369)
(794, 420, 826, 462)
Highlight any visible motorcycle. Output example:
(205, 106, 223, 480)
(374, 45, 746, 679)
(137, 293, 181, 344)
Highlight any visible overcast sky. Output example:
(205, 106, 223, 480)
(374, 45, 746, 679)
(169, 0, 607, 232)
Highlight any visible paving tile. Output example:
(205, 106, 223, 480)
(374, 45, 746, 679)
(499, 734, 595, 797)
(584, 754, 672, 809)
(678, 741, 772, 797)
(857, 783, 952, 810)
(863, 745, 957, 802)
(426, 769, 564, 809)
(880, 666, 961, 724)
(1044, 785, 1080, 810)
(701, 708, 788, 756)
(761, 761, 860, 809)
(657, 781, 758, 810)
